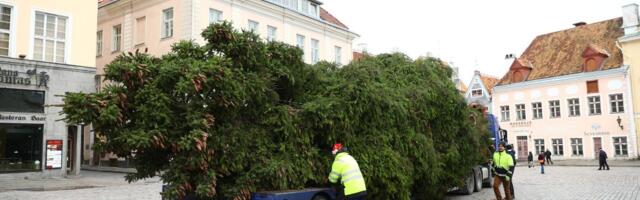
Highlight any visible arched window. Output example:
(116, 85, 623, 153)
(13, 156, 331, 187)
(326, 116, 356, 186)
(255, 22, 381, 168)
(585, 58, 599, 72)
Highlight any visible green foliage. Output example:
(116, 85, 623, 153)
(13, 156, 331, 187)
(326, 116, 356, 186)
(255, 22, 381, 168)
(62, 21, 490, 200)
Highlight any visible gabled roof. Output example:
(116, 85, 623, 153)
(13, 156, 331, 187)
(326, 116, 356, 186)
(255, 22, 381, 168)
(320, 8, 348, 29)
(479, 74, 500, 95)
(498, 18, 624, 85)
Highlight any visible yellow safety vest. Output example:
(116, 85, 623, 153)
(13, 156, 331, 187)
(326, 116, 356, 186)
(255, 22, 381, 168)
(328, 152, 366, 196)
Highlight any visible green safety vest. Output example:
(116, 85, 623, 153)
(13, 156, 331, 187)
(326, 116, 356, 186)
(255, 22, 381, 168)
(328, 152, 366, 196)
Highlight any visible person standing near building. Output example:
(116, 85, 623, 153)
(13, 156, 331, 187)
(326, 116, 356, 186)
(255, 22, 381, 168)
(492, 143, 514, 200)
(537, 153, 545, 174)
(528, 152, 534, 168)
(545, 149, 553, 165)
(506, 144, 517, 199)
(328, 143, 367, 200)
(598, 148, 610, 170)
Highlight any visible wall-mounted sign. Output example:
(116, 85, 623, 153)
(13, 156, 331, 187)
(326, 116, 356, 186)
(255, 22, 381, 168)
(46, 140, 63, 169)
(584, 131, 610, 136)
(0, 114, 46, 121)
(0, 67, 49, 88)
(509, 121, 532, 128)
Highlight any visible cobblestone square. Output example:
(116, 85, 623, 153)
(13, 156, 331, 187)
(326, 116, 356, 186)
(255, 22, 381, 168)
(448, 165, 640, 200)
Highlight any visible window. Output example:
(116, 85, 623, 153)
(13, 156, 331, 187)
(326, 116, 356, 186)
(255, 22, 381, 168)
(209, 9, 222, 24)
(587, 80, 598, 94)
(571, 138, 583, 156)
(516, 104, 526, 120)
(610, 94, 624, 113)
(613, 137, 628, 156)
(310, 4, 318, 17)
(296, 34, 305, 54)
(311, 39, 319, 64)
(568, 98, 580, 117)
(135, 17, 146, 45)
(96, 31, 102, 56)
(532, 102, 542, 119)
(33, 12, 67, 63)
(267, 26, 277, 41)
(0, 88, 45, 113)
(500, 106, 510, 121)
(534, 139, 545, 155)
(552, 139, 564, 155)
(248, 20, 259, 33)
(112, 24, 122, 52)
(0, 124, 43, 173)
(588, 96, 601, 115)
(334, 46, 342, 65)
(0, 5, 11, 56)
(162, 8, 173, 38)
(267, 0, 320, 18)
(471, 89, 483, 97)
(549, 100, 561, 118)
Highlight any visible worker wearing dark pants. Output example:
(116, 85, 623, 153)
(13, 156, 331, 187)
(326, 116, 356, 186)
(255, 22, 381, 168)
(329, 143, 367, 200)
(506, 144, 516, 199)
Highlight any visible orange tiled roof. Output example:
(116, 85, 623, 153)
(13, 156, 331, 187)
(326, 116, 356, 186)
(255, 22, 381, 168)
(459, 81, 468, 93)
(479, 74, 499, 94)
(498, 18, 624, 85)
(320, 8, 348, 29)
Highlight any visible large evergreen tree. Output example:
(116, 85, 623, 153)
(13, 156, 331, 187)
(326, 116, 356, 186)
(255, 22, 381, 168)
(62, 22, 490, 200)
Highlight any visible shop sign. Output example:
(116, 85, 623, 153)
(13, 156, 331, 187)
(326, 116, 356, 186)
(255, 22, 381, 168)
(585, 123, 610, 136)
(0, 67, 49, 88)
(509, 121, 532, 128)
(0, 114, 46, 121)
(46, 140, 63, 169)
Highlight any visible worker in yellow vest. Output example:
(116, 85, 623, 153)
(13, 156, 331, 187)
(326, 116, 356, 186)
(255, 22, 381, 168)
(328, 143, 367, 200)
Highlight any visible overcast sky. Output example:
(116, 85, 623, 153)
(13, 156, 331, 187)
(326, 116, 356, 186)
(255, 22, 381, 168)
(322, 0, 637, 84)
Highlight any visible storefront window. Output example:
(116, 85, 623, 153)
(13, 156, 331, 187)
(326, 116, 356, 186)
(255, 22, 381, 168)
(0, 88, 45, 113)
(0, 124, 43, 173)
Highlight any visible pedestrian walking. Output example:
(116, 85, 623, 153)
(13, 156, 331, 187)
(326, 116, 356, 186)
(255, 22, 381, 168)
(492, 142, 514, 200)
(328, 143, 367, 200)
(598, 148, 610, 170)
(527, 152, 534, 168)
(506, 144, 517, 199)
(545, 149, 553, 165)
(537, 153, 545, 174)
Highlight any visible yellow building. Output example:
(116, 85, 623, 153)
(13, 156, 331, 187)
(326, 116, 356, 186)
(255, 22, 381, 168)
(620, 3, 640, 158)
(0, 0, 97, 177)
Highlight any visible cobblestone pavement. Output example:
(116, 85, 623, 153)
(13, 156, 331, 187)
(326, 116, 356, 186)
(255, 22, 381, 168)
(448, 165, 640, 200)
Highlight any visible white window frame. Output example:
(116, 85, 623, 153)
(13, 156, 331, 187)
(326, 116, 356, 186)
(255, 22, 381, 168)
(613, 137, 628, 156)
(32, 11, 68, 63)
(571, 138, 584, 156)
(112, 24, 122, 52)
(0, 4, 14, 57)
(549, 100, 561, 118)
(471, 88, 483, 97)
(534, 139, 545, 155)
(610, 94, 624, 113)
(267, 25, 277, 41)
(296, 34, 305, 53)
(588, 96, 601, 115)
(532, 102, 542, 119)
(568, 98, 580, 117)
(248, 20, 259, 33)
(96, 30, 102, 57)
(161, 8, 174, 39)
(500, 105, 510, 122)
(516, 104, 526, 121)
(334, 46, 342, 65)
(311, 38, 319, 64)
(552, 139, 563, 155)
(209, 9, 223, 24)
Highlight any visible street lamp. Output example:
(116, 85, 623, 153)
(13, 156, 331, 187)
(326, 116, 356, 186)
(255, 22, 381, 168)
(617, 116, 624, 130)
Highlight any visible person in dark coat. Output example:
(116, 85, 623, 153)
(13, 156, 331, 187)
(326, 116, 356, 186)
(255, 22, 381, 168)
(544, 149, 553, 165)
(537, 153, 545, 174)
(598, 148, 610, 170)
(506, 144, 517, 199)
(527, 152, 534, 168)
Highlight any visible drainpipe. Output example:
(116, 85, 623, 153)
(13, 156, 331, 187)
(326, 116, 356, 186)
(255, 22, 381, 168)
(624, 65, 638, 159)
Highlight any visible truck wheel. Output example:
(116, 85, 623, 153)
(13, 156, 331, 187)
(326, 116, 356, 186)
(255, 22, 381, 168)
(312, 194, 330, 200)
(483, 169, 493, 188)
(473, 167, 482, 192)
(460, 170, 475, 195)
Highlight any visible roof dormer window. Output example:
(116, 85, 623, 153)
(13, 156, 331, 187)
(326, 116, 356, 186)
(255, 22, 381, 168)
(266, 0, 321, 18)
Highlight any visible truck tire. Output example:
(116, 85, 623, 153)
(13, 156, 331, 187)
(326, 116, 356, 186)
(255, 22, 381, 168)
(473, 167, 482, 192)
(483, 167, 493, 188)
(460, 170, 475, 195)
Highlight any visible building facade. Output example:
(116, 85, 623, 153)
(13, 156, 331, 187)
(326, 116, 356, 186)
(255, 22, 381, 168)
(493, 18, 637, 161)
(465, 70, 498, 113)
(620, 3, 640, 159)
(0, 0, 97, 177)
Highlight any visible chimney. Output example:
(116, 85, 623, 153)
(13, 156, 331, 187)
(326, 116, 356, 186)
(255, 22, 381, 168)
(573, 22, 587, 27)
(504, 53, 516, 72)
(622, 3, 639, 35)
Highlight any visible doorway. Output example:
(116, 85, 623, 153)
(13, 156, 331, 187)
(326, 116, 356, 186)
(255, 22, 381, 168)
(593, 137, 602, 159)
(517, 136, 528, 160)
(67, 126, 77, 173)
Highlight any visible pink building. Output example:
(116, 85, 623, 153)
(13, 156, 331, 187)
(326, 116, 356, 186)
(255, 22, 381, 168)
(492, 18, 637, 160)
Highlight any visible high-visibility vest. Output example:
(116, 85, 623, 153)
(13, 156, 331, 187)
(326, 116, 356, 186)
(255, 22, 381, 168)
(328, 152, 367, 196)
(492, 151, 514, 179)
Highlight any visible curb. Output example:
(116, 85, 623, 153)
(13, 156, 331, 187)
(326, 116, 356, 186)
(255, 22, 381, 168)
(81, 165, 136, 173)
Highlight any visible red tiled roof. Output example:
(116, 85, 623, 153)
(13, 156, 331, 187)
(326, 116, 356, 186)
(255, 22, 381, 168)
(498, 18, 624, 85)
(479, 74, 499, 95)
(320, 8, 348, 29)
(98, 0, 116, 7)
